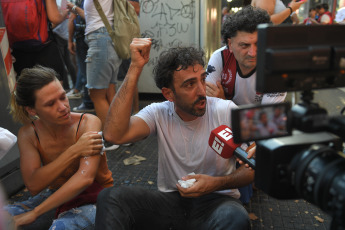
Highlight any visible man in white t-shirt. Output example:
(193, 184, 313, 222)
(95, 38, 254, 230)
(206, 6, 286, 105)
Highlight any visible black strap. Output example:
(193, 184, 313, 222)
(31, 121, 40, 143)
(76, 113, 85, 137)
(31, 114, 85, 143)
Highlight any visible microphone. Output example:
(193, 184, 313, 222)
(208, 125, 256, 169)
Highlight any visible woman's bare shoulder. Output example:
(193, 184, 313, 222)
(17, 123, 38, 147)
(71, 112, 102, 132)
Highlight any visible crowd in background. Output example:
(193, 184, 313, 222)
(222, 2, 345, 25)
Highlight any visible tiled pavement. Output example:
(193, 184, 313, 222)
(8, 91, 341, 230)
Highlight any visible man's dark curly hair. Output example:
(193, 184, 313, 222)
(153, 46, 205, 89)
(221, 6, 271, 44)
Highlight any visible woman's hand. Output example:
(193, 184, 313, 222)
(71, 131, 103, 157)
(13, 210, 38, 229)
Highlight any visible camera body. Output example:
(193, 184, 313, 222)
(255, 132, 342, 199)
(231, 24, 345, 229)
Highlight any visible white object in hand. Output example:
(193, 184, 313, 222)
(98, 131, 105, 155)
(178, 172, 196, 188)
(178, 178, 196, 188)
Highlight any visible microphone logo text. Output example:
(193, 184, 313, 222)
(211, 127, 233, 155)
(218, 127, 233, 141)
(212, 136, 224, 155)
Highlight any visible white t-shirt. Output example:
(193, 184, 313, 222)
(53, 19, 69, 41)
(274, 0, 286, 14)
(320, 13, 331, 24)
(135, 97, 240, 198)
(84, 0, 114, 35)
(206, 46, 286, 105)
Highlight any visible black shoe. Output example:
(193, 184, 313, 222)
(73, 103, 95, 113)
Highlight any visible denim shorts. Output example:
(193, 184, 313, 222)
(85, 27, 122, 89)
(4, 189, 97, 230)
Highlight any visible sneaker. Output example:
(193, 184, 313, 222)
(104, 141, 119, 151)
(66, 89, 82, 99)
(73, 103, 95, 113)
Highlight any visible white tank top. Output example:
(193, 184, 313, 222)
(84, 0, 114, 35)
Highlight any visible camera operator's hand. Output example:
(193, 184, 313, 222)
(237, 143, 256, 169)
(206, 81, 226, 99)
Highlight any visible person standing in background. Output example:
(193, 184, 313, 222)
(335, 7, 345, 24)
(251, 0, 307, 24)
(53, 14, 78, 95)
(1, 0, 68, 79)
(303, 8, 318, 25)
(83, 0, 122, 150)
(222, 6, 231, 24)
(316, 3, 333, 25)
(67, 0, 95, 112)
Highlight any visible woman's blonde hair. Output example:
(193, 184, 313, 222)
(10, 66, 60, 124)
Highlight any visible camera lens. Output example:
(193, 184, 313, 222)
(290, 144, 345, 226)
(314, 159, 345, 228)
(292, 145, 340, 203)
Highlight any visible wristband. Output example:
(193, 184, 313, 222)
(287, 6, 293, 14)
(72, 5, 77, 14)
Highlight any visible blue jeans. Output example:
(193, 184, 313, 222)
(95, 186, 250, 230)
(75, 36, 93, 107)
(4, 189, 97, 230)
(85, 27, 122, 89)
(74, 36, 87, 92)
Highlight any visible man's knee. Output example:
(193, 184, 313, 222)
(97, 186, 134, 207)
(209, 201, 250, 230)
(97, 186, 116, 205)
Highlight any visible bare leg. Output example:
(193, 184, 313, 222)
(106, 83, 116, 104)
(89, 88, 110, 128)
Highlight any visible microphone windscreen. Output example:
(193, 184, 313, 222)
(209, 125, 241, 158)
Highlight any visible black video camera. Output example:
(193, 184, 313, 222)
(231, 24, 345, 229)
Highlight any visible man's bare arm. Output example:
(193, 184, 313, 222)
(103, 38, 152, 145)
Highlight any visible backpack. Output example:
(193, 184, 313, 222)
(93, 0, 140, 59)
(221, 47, 237, 100)
(0, 0, 49, 50)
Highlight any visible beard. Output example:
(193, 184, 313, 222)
(176, 95, 207, 117)
(190, 96, 207, 117)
